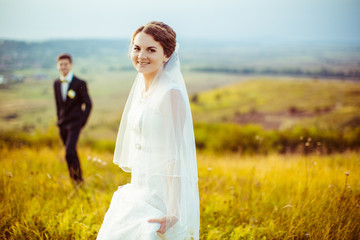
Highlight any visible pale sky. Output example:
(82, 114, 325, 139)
(0, 0, 359, 42)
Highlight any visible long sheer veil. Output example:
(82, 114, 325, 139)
(113, 44, 199, 239)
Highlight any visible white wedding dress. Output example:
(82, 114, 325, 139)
(97, 46, 199, 240)
(97, 95, 166, 240)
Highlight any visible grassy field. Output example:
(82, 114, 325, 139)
(1, 65, 359, 239)
(191, 77, 360, 130)
(1, 146, 359, 239)
(2, 74, 359, 142)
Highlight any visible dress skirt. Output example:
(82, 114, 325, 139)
(97, 184, 165, 240)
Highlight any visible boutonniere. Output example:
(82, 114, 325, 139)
(67, 89, 76, 99)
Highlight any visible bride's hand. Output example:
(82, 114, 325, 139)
(148, 216, 178, 234)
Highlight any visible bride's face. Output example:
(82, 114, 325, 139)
(131, 32, 169, 79)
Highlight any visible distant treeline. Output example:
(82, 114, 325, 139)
(191, 67, 360, 79)
(1, 123, 359, 155)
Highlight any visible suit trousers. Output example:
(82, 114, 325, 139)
(59, 127, 83, 182)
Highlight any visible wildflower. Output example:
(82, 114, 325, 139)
(344, 171, 350, 176)
(207, 168, 212, 171)
(5, 171, 13, 178)
(87, 156, 92, 161)
(47, 173, 52, 179)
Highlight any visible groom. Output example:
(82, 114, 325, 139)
(54, 53, 92, 183)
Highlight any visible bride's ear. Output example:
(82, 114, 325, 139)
(164, 57, 169, 63)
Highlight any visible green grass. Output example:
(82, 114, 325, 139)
(1, 147, 359, 239)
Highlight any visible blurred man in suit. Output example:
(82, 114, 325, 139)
(54, 53, 92, 183)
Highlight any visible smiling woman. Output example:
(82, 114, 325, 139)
(131, 32, 170, 88)
(96, 22, 200, 240)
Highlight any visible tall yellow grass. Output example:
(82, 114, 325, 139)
(1, 147, 359, 239)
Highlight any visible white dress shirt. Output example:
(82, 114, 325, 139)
(60, 72, 73, 102)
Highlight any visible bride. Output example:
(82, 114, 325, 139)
(97, 22, 200, 240)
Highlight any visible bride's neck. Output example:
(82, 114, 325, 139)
(143, 73, 155, 92)
(143, 66, 164, 92)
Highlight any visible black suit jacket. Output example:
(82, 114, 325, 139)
(54, 76, 92, 130)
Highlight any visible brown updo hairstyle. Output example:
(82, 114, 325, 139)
(132, 21, 177, 58)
